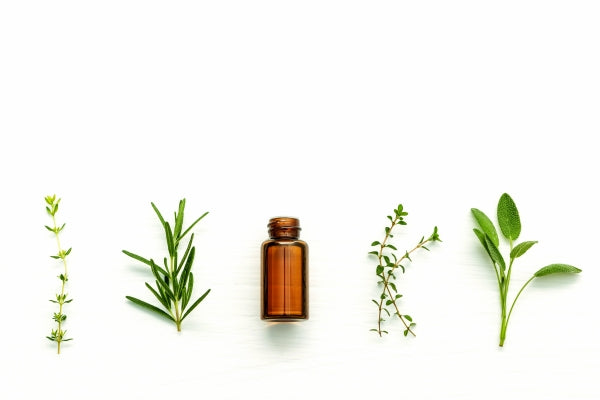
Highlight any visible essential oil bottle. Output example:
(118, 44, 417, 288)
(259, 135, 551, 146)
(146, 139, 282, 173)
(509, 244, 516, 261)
(261, 217, 308, 320)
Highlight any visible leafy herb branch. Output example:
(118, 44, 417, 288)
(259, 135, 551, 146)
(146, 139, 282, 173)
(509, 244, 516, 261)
(369, 204, 441, 337)
(123, 199, 211, 331)
(472, 193, 581, 346)
(45, 195, 73, 353)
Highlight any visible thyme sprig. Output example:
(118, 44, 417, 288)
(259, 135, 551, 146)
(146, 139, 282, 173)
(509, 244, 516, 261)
(369, 204, 441, 337)
(472, 193, 581, 346)
(45, 195, 73, 353)
(123, 199, 211, 331)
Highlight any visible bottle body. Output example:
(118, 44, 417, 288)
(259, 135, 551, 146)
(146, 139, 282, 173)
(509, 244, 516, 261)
(261, 218, 309, 320)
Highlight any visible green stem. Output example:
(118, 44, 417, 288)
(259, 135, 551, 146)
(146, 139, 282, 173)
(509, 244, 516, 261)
(500, 275, 535, 346)
(51, 213, 68, 354)
(170, 255, 182, 331)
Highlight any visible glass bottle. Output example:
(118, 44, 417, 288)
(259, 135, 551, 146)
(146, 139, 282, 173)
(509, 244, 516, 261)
(261, 217, 308, 320)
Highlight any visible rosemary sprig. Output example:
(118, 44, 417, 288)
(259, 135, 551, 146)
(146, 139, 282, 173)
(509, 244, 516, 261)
(123, 199, 211, 331)
(472, 193, 581, 346)
(369, 204, 441, 337)
(45, 195, 73, 353)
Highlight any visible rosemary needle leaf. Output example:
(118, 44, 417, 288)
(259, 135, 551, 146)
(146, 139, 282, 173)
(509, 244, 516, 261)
(151, 202, 166, 226)
(145, 282, 170, 309)
(181, 289, 211, 321)
(126, 296, 175, 322)
(180, 212, 209, 240)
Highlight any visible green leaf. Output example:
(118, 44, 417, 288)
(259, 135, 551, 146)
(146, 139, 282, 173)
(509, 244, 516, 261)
(145, 282, 170, 310)
(368, 251, 378, 256)
(389, 282, 397, 293)
(404, 314, 413, 322)
(174, 199, 185, 240)
(176, 233, 195, 274)
(151, 202, 166, 226)
(473, 228, 491, 256)
(485, 234, 506, 272)
(371, 241, 381, 246)
(510, 241, 538, 259)
(181, 289, 211, 321)
(533, 264, 582, 277)
(371, 299, 379, 307)
(122, 250, 169, 277)
(178, 247, 195, 297)
(497, 193, 521, 241)
(180, 211, 209, 240)
(126, 296, 175, 321)
(385, 300, 393, 306)
(471, 208, 499, 247)
(375, 265, 384, 275)
(386, 244, 397, 250)
(164, 221, 175, 256)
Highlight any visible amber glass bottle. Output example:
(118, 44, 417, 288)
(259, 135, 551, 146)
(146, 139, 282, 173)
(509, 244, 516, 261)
(261, 217, 308, 320)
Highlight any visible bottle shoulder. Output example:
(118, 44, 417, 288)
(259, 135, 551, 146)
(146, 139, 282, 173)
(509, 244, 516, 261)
(262, 239, 308, 247)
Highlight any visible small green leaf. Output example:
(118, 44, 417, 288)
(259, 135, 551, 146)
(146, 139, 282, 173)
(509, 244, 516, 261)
(510, 241, 538, 259)
(371, 241, 381, 246)
(471, 208, 499, 247)
(375, 265, 384, 275)
(403, 329, 409, 337)
(533, 264, 582, 277)
(389, 282, 397, 293)
(473, 228, 491, 256)
(497, 193, 521, 241)
(368, 251, 378, 256)
(151, 202, 166, 226)
(386, 244, 397, 250)
(181, 289, 211, 321)
(385, 300, 393, 306)
(126, 296, 175, 321)
(179, 211, 209, 240)
(404, 314, 413, 322)
(371, 299, 379, 307)
(485, 235, 506, 272)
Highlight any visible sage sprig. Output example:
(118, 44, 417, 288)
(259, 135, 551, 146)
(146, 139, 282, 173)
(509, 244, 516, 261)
(45, 195, 73, 353)
(472, 193, 581, 346)
(369, 204, 441, 337)
(123, 199, 211, 331)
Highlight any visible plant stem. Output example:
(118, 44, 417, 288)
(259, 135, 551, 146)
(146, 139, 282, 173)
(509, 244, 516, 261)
(170, 255, 182, 331)
(50, 213, 68, 354)
(500, 275, 535, 346)
(376, 217, 433, 337)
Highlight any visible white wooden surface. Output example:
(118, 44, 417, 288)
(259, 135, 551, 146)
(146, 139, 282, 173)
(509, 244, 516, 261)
(1, 1, 599, 399)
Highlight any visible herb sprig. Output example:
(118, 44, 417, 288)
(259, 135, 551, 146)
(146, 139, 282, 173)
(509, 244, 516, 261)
(45, 195, 73, 353)
(369, 204, 441, 337)
(472, 193, 581, 346)
(123, 199, 211, 331)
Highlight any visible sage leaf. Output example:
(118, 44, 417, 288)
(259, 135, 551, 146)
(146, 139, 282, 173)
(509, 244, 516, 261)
(510, 241, 538, 259)
(497, 193, 521, 241)
(534, 264, 582, 277)
(471, 208, 499, 247)
(485, 234, 505, 272)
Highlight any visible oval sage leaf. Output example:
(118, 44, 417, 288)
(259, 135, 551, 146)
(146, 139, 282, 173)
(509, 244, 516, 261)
(497, 193, 521, 241)
(534, 263, 582, 277)
(471, 208, 499, 247)
(510, 240, 538, 259)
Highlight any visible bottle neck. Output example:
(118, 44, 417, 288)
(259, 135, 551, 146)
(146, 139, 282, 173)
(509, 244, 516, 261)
(268, 217, 301, 239)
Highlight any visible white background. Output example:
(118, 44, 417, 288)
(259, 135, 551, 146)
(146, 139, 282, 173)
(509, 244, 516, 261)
(1, 1, 599, 399)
